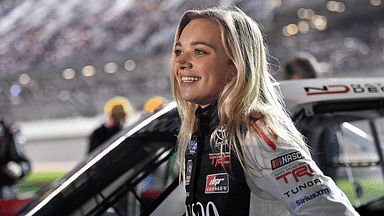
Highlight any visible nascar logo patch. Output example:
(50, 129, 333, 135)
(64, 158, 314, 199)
(271, 151, 304, 170)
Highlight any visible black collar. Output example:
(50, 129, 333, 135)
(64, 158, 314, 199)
(195, 100, 219, 136)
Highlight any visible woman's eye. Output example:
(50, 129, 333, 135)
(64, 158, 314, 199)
(195, 49, 206, 55)
(174, 50, 182, 56)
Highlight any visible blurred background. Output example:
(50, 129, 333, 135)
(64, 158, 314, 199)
(0, 0, 384, 186)
(0, 0, 384, 121)
(1, 0, 384, 123)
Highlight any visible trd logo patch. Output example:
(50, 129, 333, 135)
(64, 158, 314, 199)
(276, 164, 314, 184)
(205, 173, 229, 194)
(209, 152, 230, 167)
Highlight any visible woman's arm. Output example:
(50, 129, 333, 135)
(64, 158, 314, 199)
(243, 129, 359, 215)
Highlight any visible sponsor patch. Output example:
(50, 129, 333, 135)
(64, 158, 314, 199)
(209, 152, 230, 167)
(186, 140, 197, 155)
(271, 151, 304, 170)
(214, 125, 229, 147)
(205, 173, 229, 194)
(185, 160, 192, 185)
(284, 178, 323, 197)
(290, 187, 332, 210)
(275, 163, 314, 184)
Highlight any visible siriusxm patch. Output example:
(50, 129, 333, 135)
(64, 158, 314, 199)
(290, 187, 331, 210)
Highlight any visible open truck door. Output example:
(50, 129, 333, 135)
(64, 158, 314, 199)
(16, 101, 185, 216)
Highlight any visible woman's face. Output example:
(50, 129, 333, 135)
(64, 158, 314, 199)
(172, 18, 235, 107)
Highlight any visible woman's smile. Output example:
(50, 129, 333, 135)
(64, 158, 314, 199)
(181, 76, 201, 82)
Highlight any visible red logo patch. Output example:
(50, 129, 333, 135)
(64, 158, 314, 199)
(205, 173, 229, 194)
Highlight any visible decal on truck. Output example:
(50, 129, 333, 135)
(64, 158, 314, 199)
(305, 85, 349, 96)
(305, 83, 384, 96)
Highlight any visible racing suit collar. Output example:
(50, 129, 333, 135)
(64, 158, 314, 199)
(195, 100, 219, 136)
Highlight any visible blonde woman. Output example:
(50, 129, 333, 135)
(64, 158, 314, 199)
(171, 5, 359, 216)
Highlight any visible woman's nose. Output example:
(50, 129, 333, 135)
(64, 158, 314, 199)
(177, 55, 192, 70)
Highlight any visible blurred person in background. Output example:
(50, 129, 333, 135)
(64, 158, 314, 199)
(284, 56, 341, 179)
(284, 57, 317, 80)
(0, 120, 30, 199)
(170, 5, 358, 216)
(88, 96, 133, 154)
(142, 96, 167, 114)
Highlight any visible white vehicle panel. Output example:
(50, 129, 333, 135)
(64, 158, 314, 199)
(278, 78, 384, 113)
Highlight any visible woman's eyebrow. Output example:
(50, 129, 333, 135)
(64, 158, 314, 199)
(175, 40, 216, 49)
(191, 40, 215, 49)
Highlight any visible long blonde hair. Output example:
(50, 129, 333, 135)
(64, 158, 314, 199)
(171, 5, 307, 178)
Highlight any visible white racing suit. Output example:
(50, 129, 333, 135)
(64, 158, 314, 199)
(184, 101, 359, 216)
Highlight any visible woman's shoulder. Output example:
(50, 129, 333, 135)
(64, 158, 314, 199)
(244, 113, 278, 151)
(243, 131, 310, 173)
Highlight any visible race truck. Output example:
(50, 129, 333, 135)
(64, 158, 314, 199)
(15, 77, 384, 215)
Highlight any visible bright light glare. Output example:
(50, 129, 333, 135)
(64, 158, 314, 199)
(124, 60, 136, 71)
(287, 24, 299, 35)
(327, 1, 346, 12)
(371, 0, 382, 6)
(298, 21, 310, 33)
(20, 74, 31, 85)
(104, 62, 118, 74)
(10, 84, 21, 97)
(82, 65, 96, 77)
(311, 15, 327, 31)
(297, 8, 314, 19)
(62, 68, 76, 80)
